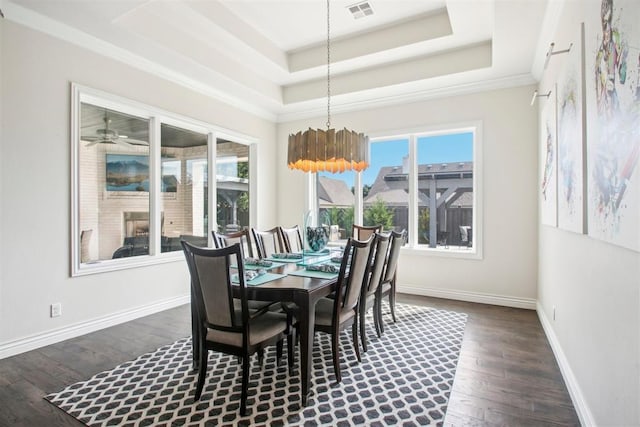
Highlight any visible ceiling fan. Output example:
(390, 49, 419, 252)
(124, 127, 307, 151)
(82, 110, 148, 148)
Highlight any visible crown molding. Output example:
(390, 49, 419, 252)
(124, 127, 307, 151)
(2, 1, 278, 122)
(3, 1, 540, 126)
(277, 73, 538, 123)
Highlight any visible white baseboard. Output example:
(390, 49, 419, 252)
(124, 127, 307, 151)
(536, 302, 596, 427)
(0, 294, 190, 360)
(398, 284, 537, 310)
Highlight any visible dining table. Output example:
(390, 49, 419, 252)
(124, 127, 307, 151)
(190, 250, 342, 406)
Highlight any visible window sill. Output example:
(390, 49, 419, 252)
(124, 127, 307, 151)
(73, 251, 185, 277)
(401, 245, 482, 260)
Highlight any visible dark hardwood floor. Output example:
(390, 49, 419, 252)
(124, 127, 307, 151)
(0, 295, 579, 426)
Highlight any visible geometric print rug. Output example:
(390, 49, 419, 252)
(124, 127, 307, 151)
(45, 304, 467, 426)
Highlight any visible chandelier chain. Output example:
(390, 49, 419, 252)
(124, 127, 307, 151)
(326, 0, 331, 130)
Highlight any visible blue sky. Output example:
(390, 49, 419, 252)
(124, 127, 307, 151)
(321, 132, 473, 187)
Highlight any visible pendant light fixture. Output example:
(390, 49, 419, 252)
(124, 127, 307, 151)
(287, 0, 369, 173)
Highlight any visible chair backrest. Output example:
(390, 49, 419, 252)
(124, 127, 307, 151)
(181, 241, 247, 333)
(212, 229, 254, 258)
(364, 232, 392, 298)
(278, 225, 303, 253)
(335, 236, 375, 315)
(252, 227, 285, 259)
(352, 224, 382, 240)
(382, 229, 407, 284)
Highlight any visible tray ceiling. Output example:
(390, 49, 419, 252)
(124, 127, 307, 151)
(4, 0, 552, 121)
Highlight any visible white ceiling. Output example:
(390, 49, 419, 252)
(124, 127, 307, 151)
(3, 0, 553, 121)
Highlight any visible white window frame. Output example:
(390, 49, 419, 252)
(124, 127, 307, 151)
(71, 84, 258, 276)
(313, 121, 482, 259)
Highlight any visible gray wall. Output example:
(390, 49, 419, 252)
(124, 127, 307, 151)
(0, 20, 277, 352)
(536, 1, 640, 425)
(278, 84, 540, 308)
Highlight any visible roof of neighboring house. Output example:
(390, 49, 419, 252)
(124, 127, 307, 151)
(318, 176, 355, 207)
(367, 161, 473, 208)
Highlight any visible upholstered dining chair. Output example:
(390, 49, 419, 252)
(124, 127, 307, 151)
(211, 229, 277, 315)
(212, 229, 255, 258)
(359, 232, 391, 352)
(252, 227, 286, 259)
(278, 225, 303, 253)
(181, 241, 294, 416)
(376, 229, 407, 333)
(289, 236, 375, 383)
(352, 224, 382, 240)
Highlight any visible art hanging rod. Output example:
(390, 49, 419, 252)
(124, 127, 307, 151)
(544, 42, 573, 69)
(530, 89, 551, 106)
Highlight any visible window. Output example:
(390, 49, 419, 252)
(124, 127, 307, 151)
(216, 140, 250, 233)
(363, 138, 409, 239)
(318, 170, 355, 239)
(317, 124, 481, 257)
(72, 85, 256, 275)
(159, 123, 209, 253)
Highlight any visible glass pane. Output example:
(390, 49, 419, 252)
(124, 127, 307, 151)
(216, 140, 250, 233)
(363, 139, 409, 239)
(160, 124, 209, 252)
(318, 170, 355, 241)
(417, 132, 473, 249)
(78, 103, 150, 262)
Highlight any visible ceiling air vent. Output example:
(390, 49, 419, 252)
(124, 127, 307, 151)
(347, 1, 374, 19)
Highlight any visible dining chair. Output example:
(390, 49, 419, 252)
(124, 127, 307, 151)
(359, 232, 391, 352)
(376, 229, 407, 333)
(312, 235, 375, 383)
(279, 225, 303, 253)
(352, 224, 382, 240)
(212, 229, 255, 258)
(252, 227, 286, 259)
(181, 241, 294, 416)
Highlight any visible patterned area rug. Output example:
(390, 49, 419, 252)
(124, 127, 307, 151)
(45, 304, 467, 426)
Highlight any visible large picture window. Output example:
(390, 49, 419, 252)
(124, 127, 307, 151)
(71, 85, 256, 275)
(316, 124, 481, 257)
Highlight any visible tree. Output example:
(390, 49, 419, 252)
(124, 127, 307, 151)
(237, 162, 249, 211)
(418, 208, 430, 244)
(364, 197, 394, 229)
(343, 206, 354, 237)
(351, 184, 371, 197)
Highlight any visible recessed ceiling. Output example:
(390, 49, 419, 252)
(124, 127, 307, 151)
(4, 0, 551, 121)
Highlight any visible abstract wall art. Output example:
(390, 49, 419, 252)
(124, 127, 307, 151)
(585, 0, 640, 251)
(540, 88, 558, 227)
(557, 25, 585, 234)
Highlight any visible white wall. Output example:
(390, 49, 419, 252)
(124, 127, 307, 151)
(277, 85, 539, 308)
(0, 21, 277, 353)
(537, 1, 640, 425)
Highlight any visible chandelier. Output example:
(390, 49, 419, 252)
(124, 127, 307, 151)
(287, 0, 369, 173)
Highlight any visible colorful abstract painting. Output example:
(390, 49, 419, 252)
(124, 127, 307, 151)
(557, 25, 585, 234)
(540, 89, 558, 227)
(585, 0, 640, 251)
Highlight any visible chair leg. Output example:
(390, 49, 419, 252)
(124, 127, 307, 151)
(389, 278, 397, 323)
(331, 331, 341, 383)
(352, 321, 361, 363)
(379, 296, 386, 334)
(240, 354, 250, 416)
(194, 345, 208, 401)
(287, 329, 295, 375)
(276, 340, 283, 366)
(373, 297, 382, 338)
(359, 305, 368, 353)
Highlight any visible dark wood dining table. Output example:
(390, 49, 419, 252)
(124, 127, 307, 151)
(190, 256, 339, 406)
